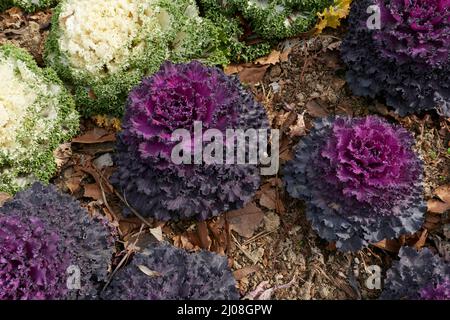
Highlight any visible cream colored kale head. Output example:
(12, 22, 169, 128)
(45, 0, 229, 117)
(0, 0, 60, 12)
(0, 44, 79, 194)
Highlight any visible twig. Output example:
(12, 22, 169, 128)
(102, 224, 144, 292)
(231, 233, 258, 264)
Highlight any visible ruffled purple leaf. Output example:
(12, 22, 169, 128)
(0, 183, 115, 300)
(0, 215, 69, 300)
(341, 0, 450, 116)
(101, 242, 239, 300)
(283, 116, 426, 251)
(111, 61, 268, 221)
(381, 247, 450, 300)
(419, 278, 450, 300)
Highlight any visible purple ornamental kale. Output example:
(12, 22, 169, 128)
(101, 242, 239, 300)
(0, 215, 69, 300)
(381, 247, 450, 300)
(374, 0, 450, 67)
(0, 183, 115, 300)
(111, 61, 269, 221)
(341, 0, 450, 116)
(419, 278, 450, 300)
(283, 116, 426, 251)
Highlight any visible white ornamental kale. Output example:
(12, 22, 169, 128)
(0, 0, 59, 12)
(45, 0, 229, 117)
(0, 44, 79, 194)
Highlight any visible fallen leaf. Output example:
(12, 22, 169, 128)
(173, 234, 198, 251)
(259, 188, 277, 210)
(238, 65, 270, 85)
(424, 213, 442, 231)
(224, 64, 244, 75)
(280, 47, 292, 62)
(306, 99, 329, 118)
(258, 184, 285, 214)
(0, 192, 11, 206)
(289, 112, 306, 137)
(72, 128, 116, 144)
(149, 226, 163, 242)
(255, 50, 281, 65)
(84, 183, 103, 200)
(372, 239, 401, 253)
(279, 110, 298, 133)
(279, 136, 294, 162)
(53, 143, 72, 169)
(233, 265, 259, 281)
(197, 221, 212, 250)
(413, 229, 428, 250)
(137, 265, 161, 277)
(428, 185, 450, 214)
(65, 174, 84, 194)
(226, 202, 264, 238)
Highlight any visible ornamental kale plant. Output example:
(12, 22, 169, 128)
(0, 183, 115, 300)
(283, 116, 426, 251)
(45, 0, 229, 117)
(0, 0, 59, 12)
(380, 247, 450, 300)
(341, 0, 450, 116)
(111, 61, 268, 221)
(0, 44, 79, 194)
(419, 278, 450, 300)
(199, 0, 336, 62)
(101, 242, 239, 300)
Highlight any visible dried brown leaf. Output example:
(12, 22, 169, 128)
(255, 50, 281, 65)
(0, 192, 11, 206)
(413, 229, 428, 250)
(226, 202, 264, 238)
(427, 185, 450, 214)
(288, 112, 306, 137)
(238, 65, 270, 85)
(197, 221, 212, 250)
(72, 128, 116, 144)
(306, 99, 329, 118)
(233, 265, 259, 281)
(259, 188, 277, 210)
(372, 239, 401, 253)
(83, 183, 102, 200)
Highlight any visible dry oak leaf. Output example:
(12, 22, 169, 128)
(83, 183, 103, 201)
(72, 128, 116, 144)
(289, 112, 306, 137)
(255, 50, 281, 65)
(372, 238, 401, 253)
(306, 99, 329, 118)
(233, 265, 259, 281)
(427, 185, 450, 214)
(226, 202, 264, 238)
(0, 192, 11, 206)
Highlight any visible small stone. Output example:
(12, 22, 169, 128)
(93, 153, 113, 170)
(269, 82, 281, 93)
